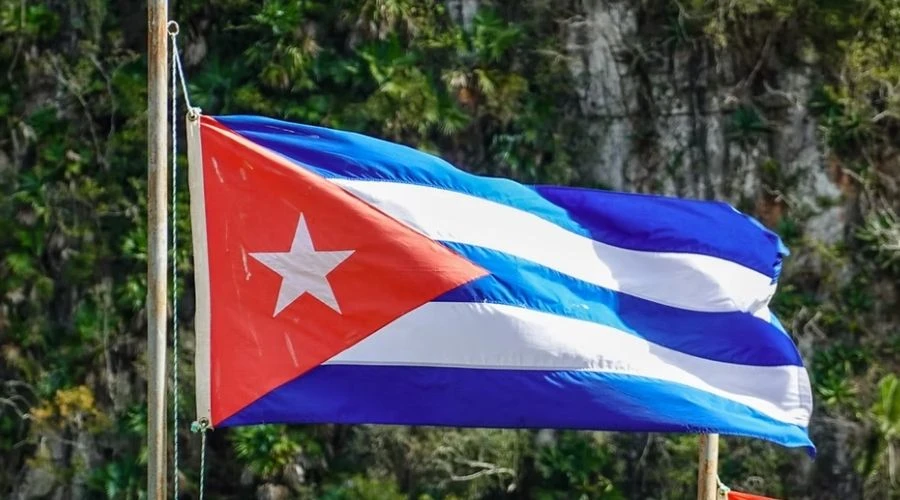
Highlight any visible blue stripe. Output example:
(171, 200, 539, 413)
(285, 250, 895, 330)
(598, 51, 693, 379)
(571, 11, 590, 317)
(434, 243, 803, 367)
(533, 185, 788, 280)
(220, 364, 814, 453)
(212, 115, 786, 278)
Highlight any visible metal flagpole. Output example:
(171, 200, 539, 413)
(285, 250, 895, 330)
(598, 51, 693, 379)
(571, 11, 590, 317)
(147, 0, 168, 498)
(697, 433, 720, 500)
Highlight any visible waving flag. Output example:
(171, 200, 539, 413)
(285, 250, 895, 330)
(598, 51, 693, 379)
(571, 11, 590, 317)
(186, 114, 813, 451)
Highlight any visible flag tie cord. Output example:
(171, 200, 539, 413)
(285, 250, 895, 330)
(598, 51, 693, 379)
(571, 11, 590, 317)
(191, 419, 211, 500)
(167, 19, 204, 500)
(717, 476, 730, 498)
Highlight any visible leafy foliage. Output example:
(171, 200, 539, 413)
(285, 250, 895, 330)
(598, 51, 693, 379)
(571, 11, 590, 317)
(231, 425, 305, 479)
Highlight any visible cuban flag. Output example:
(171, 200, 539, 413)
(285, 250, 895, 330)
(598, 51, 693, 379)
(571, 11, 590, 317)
(186, 114, 813, 451)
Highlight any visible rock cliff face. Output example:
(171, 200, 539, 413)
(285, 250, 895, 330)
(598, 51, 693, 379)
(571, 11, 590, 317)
(565, 0, 840, 216)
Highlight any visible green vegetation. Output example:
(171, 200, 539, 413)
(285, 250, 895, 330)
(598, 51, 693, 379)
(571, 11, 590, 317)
(1, 0, 898, 498)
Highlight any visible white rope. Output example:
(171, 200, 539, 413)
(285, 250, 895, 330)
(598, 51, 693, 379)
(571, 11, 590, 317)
(191, 419, 210, 500)
(717, 476, 731, 499)
(199, 429, 208, 500)
(169, 22, 196, 117)
(167, 19, 181, 500)
(167, 20, 204, 500)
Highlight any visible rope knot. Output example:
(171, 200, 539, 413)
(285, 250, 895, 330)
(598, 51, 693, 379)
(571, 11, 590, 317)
(191, 418, 211, 434)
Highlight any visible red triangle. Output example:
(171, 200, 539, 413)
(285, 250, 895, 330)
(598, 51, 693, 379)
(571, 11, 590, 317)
(197, 117, 488, 425)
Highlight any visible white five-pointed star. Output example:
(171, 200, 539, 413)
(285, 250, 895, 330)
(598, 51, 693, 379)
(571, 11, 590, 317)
(249, 214, 354, 316)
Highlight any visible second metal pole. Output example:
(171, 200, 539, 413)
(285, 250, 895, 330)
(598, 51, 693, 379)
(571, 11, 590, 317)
(697, 433, 720, 500)
(147, 0, 169, 498)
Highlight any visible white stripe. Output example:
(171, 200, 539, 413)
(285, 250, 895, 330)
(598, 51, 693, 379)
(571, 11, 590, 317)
(327, 302, 811, 426)
(333, 179, 776, 314)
